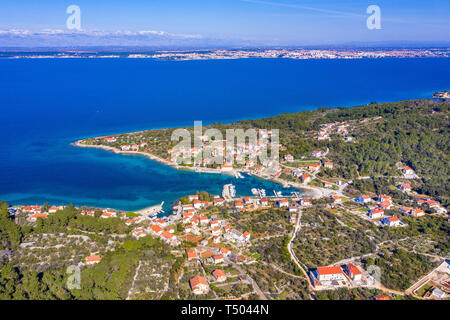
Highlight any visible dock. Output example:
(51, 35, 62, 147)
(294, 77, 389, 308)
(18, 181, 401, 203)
(137, 201, 164, 217)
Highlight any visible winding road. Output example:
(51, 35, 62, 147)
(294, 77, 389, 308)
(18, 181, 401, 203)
(286, 211, 315, 291)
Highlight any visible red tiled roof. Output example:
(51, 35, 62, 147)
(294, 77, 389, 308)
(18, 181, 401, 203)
(161, 231, 174, 239)
(316, 266, 343, 275)
(371, 207, 384, 214)
(212, 269, 226, 280)
(151, 225, 163, 233)
(86, 255, 101, 263)
(379, 201, 391, 208)
(31, 213, 48, 218)
(186, 248, 197, 259)
(346, 264, 361, 275)
(220, 247, 230, 254)
(190, 276, 207, 288)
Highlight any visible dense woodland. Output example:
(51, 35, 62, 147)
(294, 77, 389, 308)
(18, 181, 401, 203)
(236, 99, 449, 204)
(0, 201, 176, 299)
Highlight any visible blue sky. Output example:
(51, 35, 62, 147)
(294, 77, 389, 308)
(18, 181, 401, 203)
(0, 0, 449, 45)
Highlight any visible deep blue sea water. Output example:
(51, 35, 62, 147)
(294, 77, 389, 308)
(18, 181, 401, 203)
(1, 58, 449, 211)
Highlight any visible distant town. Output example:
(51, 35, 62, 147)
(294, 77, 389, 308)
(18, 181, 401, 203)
(2, 47, 450, 60)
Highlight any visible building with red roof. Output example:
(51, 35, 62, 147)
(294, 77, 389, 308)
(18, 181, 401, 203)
(368, 207, 384, 219)
(151, 225, 163, 234)
(300, 174, 311, 183)
(212, 269, 227, 282)
(411, 208, 425, 217)
(86, 255, 101, 265)
(343, 264, 362, 281)
(186, 248, 197, 261)
(189, 276, 209, 295)
(381, 216, 401, 227)
(278, 199, 289, 208)
(312, 266, 344, 282)
(30, 213, 48, 222)
(213, 254, 224, 264)
(402, 166, 414, 175)
(219, 247, 231, 256)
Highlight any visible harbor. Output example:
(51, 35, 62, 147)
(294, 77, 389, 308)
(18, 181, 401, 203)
(136, 201, 165, 217)
(223, 183, 306, 202)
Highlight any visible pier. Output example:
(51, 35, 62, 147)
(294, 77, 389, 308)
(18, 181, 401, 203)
(137, 201, 164, 217)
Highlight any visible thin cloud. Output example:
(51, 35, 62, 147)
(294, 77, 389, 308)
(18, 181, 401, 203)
(240, 0, 366, 19)
(239, 0, 450, 30)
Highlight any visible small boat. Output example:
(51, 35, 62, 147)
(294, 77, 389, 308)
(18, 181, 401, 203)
(258, 189, 266, 197)
(229, 184, 236, 197)
(251, 188, 258, 195)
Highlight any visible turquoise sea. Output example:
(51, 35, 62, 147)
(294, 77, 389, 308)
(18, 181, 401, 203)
(1, 57, 449, 211)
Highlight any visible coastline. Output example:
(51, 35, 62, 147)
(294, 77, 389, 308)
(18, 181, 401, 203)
(72, 139, 321, 202)
(73, 139, 178, 168)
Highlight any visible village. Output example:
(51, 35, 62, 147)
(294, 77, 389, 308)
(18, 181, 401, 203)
(8, 165, 449, 300)
(6, 114, 449, 300)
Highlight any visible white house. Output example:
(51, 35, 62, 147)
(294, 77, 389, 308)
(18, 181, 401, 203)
(397, 183, 411, 192)
(299, 198, 311, 206)
(368, 208, 384, 219)
(284, 154, 294, 162)
(193, 200, 204, 209)
(355, 195, 371, 204)
(121, 145, 131, 151)
(278, 199, 289, 208)
(402, 166, 414, 175)
(324, 162, 334, 169)
(190, 276, 209, 295)
(300, 174, 312, 183)
(312, 266, 344, 282)
(188, 195, 199, 202)
(311, 150, 324, 157)
(221, 163, 233, 171)
(343, 264, 362, 281)
(381, 216, 401, 227)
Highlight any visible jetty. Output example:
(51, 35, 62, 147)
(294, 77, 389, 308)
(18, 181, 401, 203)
(222, 184, 236, 201)
(137, 201, 164, 217)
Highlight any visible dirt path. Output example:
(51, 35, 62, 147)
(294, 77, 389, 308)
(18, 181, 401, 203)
(126, 261, 142, 300)
(287, 211, 315, 291)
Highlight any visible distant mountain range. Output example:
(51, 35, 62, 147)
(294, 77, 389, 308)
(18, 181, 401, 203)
(0, 29, 449, 50)
(0, 29, 247, 49)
